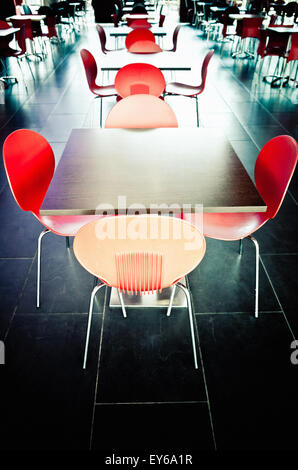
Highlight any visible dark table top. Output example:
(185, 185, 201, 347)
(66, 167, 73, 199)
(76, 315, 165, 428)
(40, 128, 267, 216)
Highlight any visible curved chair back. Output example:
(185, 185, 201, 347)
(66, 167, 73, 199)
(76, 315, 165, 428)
(127, 18, 151, 29)
(3, 130, 55, 214)
(115, 63, 165, 97)
(0, 21, 11, 29)
(96, 24, 108, 53)
(80, 48, 98, 93)
(105, 94, 178, 128)
(11, 18, 34, 41)
(200, 49, 214, 91)
(73, 215, 206, 292)
(168, 25, 181, 52)
(287, 32, 298, 63)
(255, 135, 298, 218)
(128, 40, 162, 53)
(159, 14, 166, 27)
(125, 28, 155, 49)
(241, 17, 264, 40)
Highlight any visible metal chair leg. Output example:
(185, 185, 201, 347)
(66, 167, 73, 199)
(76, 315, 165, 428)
(247, 236, 259, 319)
(176, 282, 198, 369)
(83, 282, 105, 369)
(118, 289, 127, 318)
(195, 95, 199, 127)
(166, 284, 176, 316)
(36, 228, 51, 308)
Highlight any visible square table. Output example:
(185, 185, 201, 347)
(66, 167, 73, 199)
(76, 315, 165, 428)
(40, 128, 266, 216)
(40, 128, 266, 308)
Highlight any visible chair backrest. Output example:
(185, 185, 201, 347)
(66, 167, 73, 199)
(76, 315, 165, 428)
(73, 215, 206, 292)
(199, 49, 214, 91)
(159, 13, 165, 27)
(3, 130, 55, 214)
(111, 13, 118, 27)
(105, 94, 178, 128)
(46, 16, 58, 38)
(22, 5, 32, 14)
(287, 32, 298, 62)
(255, 135, 298, 218)
(128, 40, 162, 53)
(127, 18, 152, 28)
(169, 25, 181, 52)
(0, 21, 11, 30)
(115, 63, 165, 97)
(125, 28, 156, 49)
(241, 17, 264, 40)
(11, 18, 33, 41)
(80, 48, 98, 93)
(15, 24, 27, 55)
(96, 24, 108, 53)
(132, 3, 147, 14)
(263, 27, 290, 58)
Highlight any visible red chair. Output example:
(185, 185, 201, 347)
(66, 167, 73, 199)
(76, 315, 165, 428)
(256, 26, 292, 81)
(163, 25, 181, 52)
(105, 94, 178, 128)
(125, 28, 156, 49)
(2, 129, 102, 308)
(127, 19, 152, 29)
(115, 63, 165, 98)
(73, 215, 206, 369)
(184, 135, 298, 318)
(80, 49, 117, 127)
(159, 14, 166, 27)
(128, 40, 162, 53)
(10, 17, 43, 59)
(232, 17, 264, 58)
(165, 49, 214, 126)
(96, 24, 123, 53)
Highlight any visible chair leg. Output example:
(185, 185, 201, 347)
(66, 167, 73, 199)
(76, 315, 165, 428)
(195, 96, 199, 127)
(247, 235, 259, 319)
(83, 282, 105, 369)
(166, 284, 176, 317)
(239, 238, 243, 255)
(100, 97, 103, 128)
(118, 289, 127, 318)
(66, 236, 70, 249)
(36, 228, 51, 308)
(176, 282, 198, 369)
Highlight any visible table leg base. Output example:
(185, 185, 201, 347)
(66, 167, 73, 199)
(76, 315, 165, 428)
(109, 278, 187, 309)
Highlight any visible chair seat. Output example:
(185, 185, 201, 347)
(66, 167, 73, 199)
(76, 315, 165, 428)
(183, 212, 269, 241)
(92, 84, 117, 97)
(37, 214, 103, 237)
(165, 82, 202, 97)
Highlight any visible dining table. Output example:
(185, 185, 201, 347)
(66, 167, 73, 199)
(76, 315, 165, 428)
(40, 127, 266, 308)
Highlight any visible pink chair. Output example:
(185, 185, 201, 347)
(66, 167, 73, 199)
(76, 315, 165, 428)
(165, 49, 214, 126)
(105, 94, 178, 128)
(80, 49, 117, 127)
(114, 63, 166, 97)
(183, 135, 298, 318)
(73, 215, 206, 368)
(2, 129, 101, 308)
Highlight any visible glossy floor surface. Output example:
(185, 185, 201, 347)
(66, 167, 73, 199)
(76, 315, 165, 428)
(0, 7, 298, 455)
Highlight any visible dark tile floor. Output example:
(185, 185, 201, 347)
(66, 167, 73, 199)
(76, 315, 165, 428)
(0, 8, 297, 457)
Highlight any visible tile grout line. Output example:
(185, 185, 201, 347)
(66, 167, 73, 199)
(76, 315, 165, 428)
(259, 254, 296, 340)
(185, 276, 218, 450)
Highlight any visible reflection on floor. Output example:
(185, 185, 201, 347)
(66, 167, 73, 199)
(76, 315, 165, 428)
(0, 7, 297, 454)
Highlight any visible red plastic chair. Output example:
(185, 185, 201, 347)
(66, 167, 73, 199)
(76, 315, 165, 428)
(2, 129, 102, 308)
(159, 14, 166, 27)
(96, 24, 123, 53)
(128, 40, 162, 53)
(184, 135, 298, 318)
(165, 49, 214, 126)
(80, 48, 117, 127)
(163, 25, 181, 52)
(232, 17, 264, 58)
(127, 18, 152, 29)
(10, 17, 44, 59)
(114, 63, 166, 98)
(73, 215, 206, 368)
(125, 28, 156, 49)
(256, 26, 292, 79)
(105, 94, 178, 128)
